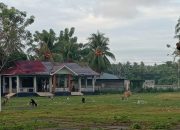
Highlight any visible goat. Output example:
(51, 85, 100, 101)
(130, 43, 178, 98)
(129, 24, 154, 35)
(82, 97, 85, 103)
(1, 97, 9, 106)
(48, 95, 54, 100)
(29, 99, 37, 107)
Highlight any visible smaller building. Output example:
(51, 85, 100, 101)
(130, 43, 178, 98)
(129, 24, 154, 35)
(130, 80, 145, 92)
(95, 73, 125, 92)
(143, 80, 155, 89)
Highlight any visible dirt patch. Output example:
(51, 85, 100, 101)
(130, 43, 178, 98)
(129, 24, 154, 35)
(96, 125, 129, 130)
(37, 124, 129, 130)
(172, 124, 180, 130)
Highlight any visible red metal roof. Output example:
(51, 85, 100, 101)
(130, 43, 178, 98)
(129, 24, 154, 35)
(1, 61, 99, 76)
(2, 61, 47, 75)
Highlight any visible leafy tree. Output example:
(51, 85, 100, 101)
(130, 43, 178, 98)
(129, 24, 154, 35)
(56, 27, 82, 62)
(30, 27, 83, 62)
(107, 61, 178, 85)
(0, 2, 34, 71)
(6, 51, 27, 67)
(30, 29, 63, 61)
(34, 29, 56, 51)
(86, 31, 115, 73)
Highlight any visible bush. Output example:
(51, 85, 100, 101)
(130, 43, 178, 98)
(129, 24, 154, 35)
(139, 87, 176, 93)
(152, 122, 171, 129)
(131, 123, 142, 129)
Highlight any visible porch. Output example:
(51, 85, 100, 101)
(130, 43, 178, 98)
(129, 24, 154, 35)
(1, 74, 96, 94)
(1, 75, 53, 94)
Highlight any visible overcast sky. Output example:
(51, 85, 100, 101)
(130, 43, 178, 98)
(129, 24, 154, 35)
(1, 0, 180, 65)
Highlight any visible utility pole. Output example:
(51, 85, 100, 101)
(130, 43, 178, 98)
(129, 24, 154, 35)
(178, 59, 180, 88)
(0, 75, 1, 112)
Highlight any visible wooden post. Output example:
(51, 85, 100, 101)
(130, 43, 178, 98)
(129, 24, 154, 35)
(16, 76, 20, 93)
(33, 76, 37, 93)
(9, 77, 12, 93)
(78, 77, 81, 92)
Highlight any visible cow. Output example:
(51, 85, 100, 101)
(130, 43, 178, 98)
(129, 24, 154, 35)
(122, 90, 132, 100)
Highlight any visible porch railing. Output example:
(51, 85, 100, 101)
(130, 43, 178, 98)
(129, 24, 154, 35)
(19, 88, 34, 92)
(55, 87, 93, 92)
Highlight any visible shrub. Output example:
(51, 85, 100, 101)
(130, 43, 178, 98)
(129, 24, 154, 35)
(131, 123, 142, 129)
(152, 122, 171, 129)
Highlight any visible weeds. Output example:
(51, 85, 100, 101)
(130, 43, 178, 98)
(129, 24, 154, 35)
(131, 123, 142, 129)
(114, 115, 131, 123)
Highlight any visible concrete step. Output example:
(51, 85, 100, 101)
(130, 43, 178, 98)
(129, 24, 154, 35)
(71, 92, 83, 96)
(36, 92, 54, 97)
(5, 93, 16, 99)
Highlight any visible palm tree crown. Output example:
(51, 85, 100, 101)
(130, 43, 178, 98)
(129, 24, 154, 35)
(86, 31, 115, 73)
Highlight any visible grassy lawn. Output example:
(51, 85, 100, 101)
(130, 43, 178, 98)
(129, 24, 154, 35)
(1, 92, 180, 130)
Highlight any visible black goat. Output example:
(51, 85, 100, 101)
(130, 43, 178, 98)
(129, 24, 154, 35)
(29, 99, 37, 107)
(82, 97, 85, 103)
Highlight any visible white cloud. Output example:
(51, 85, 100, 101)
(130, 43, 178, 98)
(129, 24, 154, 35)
(92, 0, 165, 18)
(1, 0, 180, 64)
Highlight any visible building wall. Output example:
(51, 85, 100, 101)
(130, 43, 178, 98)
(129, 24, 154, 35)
(95, 79, 125, 92)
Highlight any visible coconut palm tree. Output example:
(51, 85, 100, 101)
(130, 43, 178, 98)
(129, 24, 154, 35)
(86, 31, 115, 73)
(55, 27, 82, 62)
(171, 17, 180, 60)
(175, 17, 180, 40)
(30, 29, 63, 61)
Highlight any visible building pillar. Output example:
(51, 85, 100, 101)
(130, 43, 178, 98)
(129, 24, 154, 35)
(64, 77, 67, 90)
(124, 80, 130, 91)
(3, 76, 5, 94)
(16, 76, 20, 93)
(33, 76, 37, 93)
(9, 77, 12, 93)
(0, 75, 1, 92)
(49, 76, 52, 93)
(85, 77, 88, 88)
(52, 75, 56, 93)
(67, 74, 71, 91)
(78, 77, 82, 92)
(92, 76, 95, 92)
(57, 76, 59, 88)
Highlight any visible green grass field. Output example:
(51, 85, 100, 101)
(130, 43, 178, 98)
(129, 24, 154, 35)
(1, 92, 180, 130)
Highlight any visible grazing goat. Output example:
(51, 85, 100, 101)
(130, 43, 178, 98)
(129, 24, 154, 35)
(82, 97, 85, 103)
(29, 99, 37, 107)
(122, 90, 132, 100)
(1, 97, 9, 106)
(48, 95, 54, 100)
